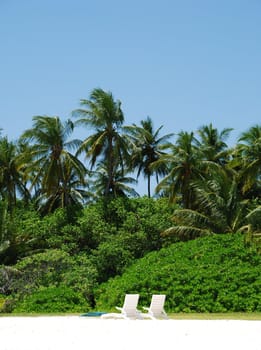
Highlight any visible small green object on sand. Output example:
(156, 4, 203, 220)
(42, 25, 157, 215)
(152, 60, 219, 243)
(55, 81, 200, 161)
(80, 311, 107, 317)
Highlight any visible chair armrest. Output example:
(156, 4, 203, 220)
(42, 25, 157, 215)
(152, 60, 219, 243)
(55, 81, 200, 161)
(115, 306, 123, 311)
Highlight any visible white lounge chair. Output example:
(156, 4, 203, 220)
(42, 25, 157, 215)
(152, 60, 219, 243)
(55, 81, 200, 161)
(101, 294, 142, 319)
(141, 294, 168, 320)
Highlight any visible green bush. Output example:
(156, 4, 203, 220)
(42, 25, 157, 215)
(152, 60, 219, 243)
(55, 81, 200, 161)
(61, 254, 98, 307)
(95, 233, 261, 313)
(14, 249, 72, 292)
(1, 250, 98, 311)
(76, 203, 113, 251)
(0, 294, 5, 311)
(92, 241, 133, 282)
(13, 286, 88, 313)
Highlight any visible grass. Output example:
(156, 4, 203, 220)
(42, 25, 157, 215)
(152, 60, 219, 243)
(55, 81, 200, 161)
(169, 313, 261, 320)
(1, 312, 261, 320)
(0, 313, 80, 317)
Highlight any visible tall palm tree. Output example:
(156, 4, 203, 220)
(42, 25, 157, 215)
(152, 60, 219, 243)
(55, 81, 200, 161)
(73, 88, 129, 197)
(20, 116, 87, 211)
(196, 123, 233, 164)
(232, 125, 261, 194)
(125, 117, 173, 197)
(0, 137, 29, 211)
(155, 131, 204, 208)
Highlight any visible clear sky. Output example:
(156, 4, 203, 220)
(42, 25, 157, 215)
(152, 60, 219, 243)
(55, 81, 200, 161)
(1, 0, 260, 193)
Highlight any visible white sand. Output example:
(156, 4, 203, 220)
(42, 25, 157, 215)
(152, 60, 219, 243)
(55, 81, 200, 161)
(0, 316, 260, 350)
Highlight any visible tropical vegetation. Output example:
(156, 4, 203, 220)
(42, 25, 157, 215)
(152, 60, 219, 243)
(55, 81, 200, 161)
(0, 88, 260, 313)
(96, 233, 261, 313)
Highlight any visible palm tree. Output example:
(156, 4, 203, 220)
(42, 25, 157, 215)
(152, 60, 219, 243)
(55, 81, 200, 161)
(0, 137, 30, 211)
(196, 123, 233, 164)
(125, 117, 173, 197)
(20, 116, 87, 211)
(232, 125, 261, 194)
(90, 162, 139, 199)
(163, 168, 253, 241)
(155, 131, 204, 208)
(35, 160, 90, 213)
(73, 88, 130, 197)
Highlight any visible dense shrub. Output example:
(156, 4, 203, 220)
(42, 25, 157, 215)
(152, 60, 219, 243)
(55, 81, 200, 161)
(87, 197, 175, 282)
(95, 233, 261, 312)
(4, 197, 260, 314)
(61, 254, 98, 307)
(76, 203, 113, 251)
(0, 203, 43, 264)
(13, 249, 73, 292)
(92, 241, 133, 282)
(13, 286, 88, 313)
(0, 250, 98, 311)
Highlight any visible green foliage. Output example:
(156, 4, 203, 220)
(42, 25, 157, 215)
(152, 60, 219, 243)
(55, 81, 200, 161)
(37, 209, 84, 253)
(7, 207, 82, 256)
(0, 203, 42, 264)
(233, 125, 261, 194)
(131, 197, 175, 250)
(0, 265, 23, 295)
(92, 241, 133, 282)
(73, 88, 128, 198)
(61, 254, 98, 306)
(0, 201, 10, 257)
(14, 249, 73, 291)
(88, 197, 174, 282)
(0, 294, 5, 310)
(95, 233, 261, 313)
(2, 196, 260, 314)
(124, 116, 173, 197)
(77, 202, 113, 251)
(163, 169, 255, 241)
(20, 115, 87, 213)
(0, 249, 98, 310)
(13, 286, 88, 313)
(101, 196, 174, 246)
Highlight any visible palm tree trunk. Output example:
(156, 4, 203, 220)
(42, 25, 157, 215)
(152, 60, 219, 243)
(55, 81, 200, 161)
(105, 134, 114, 197)
(148, 173, 151, 198)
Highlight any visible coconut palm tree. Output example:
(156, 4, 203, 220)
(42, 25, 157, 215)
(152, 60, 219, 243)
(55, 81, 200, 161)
(155, 131, 205, 208)
(73, 88, 130, 197)
(232, 125, 261, 195)
(162, 168, 253, 241)
(35, 160, 90, 213)
(20, 116, 87, 211)
(196, 123, 233, 164)
(124, 117, 173, 197)
(90, 161, 139, 199)
(0, 137, 30, 211)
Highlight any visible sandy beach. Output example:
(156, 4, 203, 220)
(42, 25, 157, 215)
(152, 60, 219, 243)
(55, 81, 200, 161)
(0, 316, 260, 350)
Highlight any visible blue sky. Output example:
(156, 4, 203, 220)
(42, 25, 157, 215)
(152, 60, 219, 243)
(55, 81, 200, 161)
(1, 0, 261, 193)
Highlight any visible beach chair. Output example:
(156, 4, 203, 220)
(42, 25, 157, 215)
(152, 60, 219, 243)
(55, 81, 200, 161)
(141, 294, 168, 320)
(101, 294, 142, 319)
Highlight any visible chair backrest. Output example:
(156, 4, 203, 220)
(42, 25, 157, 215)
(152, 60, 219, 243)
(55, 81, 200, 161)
(149, 294, 166, 315)
(122, 294, 140, 317)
